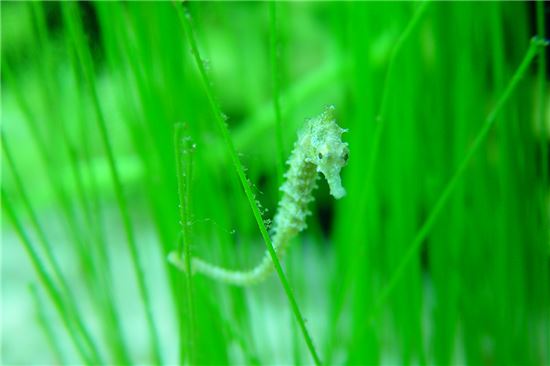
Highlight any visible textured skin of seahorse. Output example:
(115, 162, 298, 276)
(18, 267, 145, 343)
(168, 106, 349, 286)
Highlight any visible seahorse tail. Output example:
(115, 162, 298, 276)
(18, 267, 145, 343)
(168, 250, 276, 286)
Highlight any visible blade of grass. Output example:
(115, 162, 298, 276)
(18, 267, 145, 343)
(536, 0, 548, 230)
(174, 123, 197, 365)
(29, 4, 131, 361)
(2, 191, 95, 364)
(368, 36, 548, 323)
(535, 1, 549, 361)
(95, 6, 194, 363)
(269, 1, 285, 187)
(174, 2, 322, 364)
(1, 134, 105, 363)
(60, 3, 163, 363)
(327, 2, 430, 354)
(30, 284, 67, 364)
(536, 0, 547, 183)
(66, 47, 133, 366)
(376, 0, 430, 122)
(2, 61, 96, 293)
(94, 4, 187, 346)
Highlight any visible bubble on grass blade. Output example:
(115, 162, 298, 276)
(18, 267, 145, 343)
(169, 106, 349, 285)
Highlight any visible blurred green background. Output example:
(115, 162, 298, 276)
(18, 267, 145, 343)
(1, 1, 549, 365)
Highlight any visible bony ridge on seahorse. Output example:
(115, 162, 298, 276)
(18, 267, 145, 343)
(168, 105, 349, 286)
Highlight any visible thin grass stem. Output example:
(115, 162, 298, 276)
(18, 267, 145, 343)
(174, 123, 197, 365)
(30, 285, 67, 364)
(369, 36, 548, 322)
(2, 192, 95, 365)
(536, 1, 548, 229)
(535, 1, 549, 361)
(327, 1, 431, 348)
(2, 61, 95, 286)
(269, 1, 285, 187)
(61, 3, 163, 363)
(29, 4, 131, 361)
(174, 3, 322, 364)
(2, 134, 104, 364)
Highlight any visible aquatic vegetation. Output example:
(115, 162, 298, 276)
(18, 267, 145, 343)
(1, 2, 548, 365)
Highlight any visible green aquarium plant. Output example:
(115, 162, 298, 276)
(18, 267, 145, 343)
(1, 1, 549, 365)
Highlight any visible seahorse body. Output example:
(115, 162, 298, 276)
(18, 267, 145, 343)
(169, 106, 349, 286)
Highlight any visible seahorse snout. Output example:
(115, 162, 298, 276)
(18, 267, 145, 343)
(318, 162, 346, 199)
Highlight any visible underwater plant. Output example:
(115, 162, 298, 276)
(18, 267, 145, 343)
(1, 1, 548, 365)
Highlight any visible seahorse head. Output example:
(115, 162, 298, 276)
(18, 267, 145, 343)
(304, 105, 349, 199)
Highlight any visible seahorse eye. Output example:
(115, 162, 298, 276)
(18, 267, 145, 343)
(318, 152, 323, 159)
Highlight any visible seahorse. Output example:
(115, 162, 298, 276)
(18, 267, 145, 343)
(168, 106, 349, 286)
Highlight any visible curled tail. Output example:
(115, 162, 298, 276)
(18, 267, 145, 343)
(168, 251, 275, 286)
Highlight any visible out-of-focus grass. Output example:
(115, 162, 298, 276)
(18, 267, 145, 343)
(1, 1, 548, 365)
